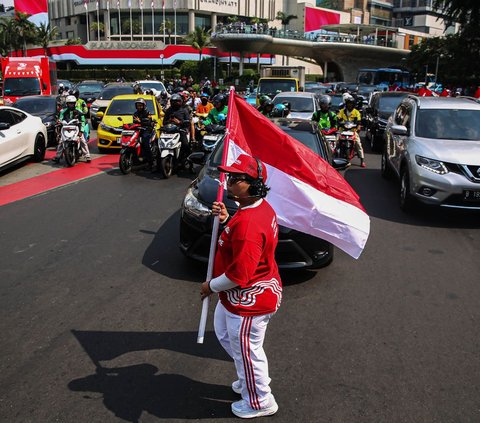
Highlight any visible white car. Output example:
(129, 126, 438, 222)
(135, 80, 167, 96)
(0, 106, 48, 171)
(273, 91, 321, 120)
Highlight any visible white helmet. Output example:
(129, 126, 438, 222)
(342, 93, 354, 103)
(66, 95, 77, 103)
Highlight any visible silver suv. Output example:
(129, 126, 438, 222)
(381, 96, 480, 211)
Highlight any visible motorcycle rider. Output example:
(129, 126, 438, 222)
(203, 94, 228, 127)
(52, 95, 90, 163)
(163, 93, 192, 162)
(159, 90, 169, 109)
(71, 88, 89, 141)
(257, 95, 271, 113)
(261, 99, 275, 117)
(312, 95, 338, 130)
(337, 93, 366, 168)
(196, 93, 214, 116)
(133, 98, 156, 168)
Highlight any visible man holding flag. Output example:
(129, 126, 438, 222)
(200, 154, 281, 419)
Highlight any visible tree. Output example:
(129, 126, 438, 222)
(275, 11, 297, 32)
(158, 19, 175, 44)
(122, 19, 141, 35)
(90, 22, 105, 41)
(433, 0, 480, 28)
(36, 22, 59, 56)
(184, 26, 211, 61)
(13, 11, 37, 56)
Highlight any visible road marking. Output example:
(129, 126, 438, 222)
(0, 154, 119, 207)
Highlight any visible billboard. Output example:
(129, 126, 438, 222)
(305, 6, 340, 32)
(14, 0, 48, 26)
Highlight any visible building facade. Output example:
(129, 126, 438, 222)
(48, 0, 301, 43)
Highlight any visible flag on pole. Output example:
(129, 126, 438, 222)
(107, 0, 110, 10)
(162, 0, 165, 10)
(117, 0, 120, 8)
(151, 0, 154, 8)
(128, 0, 131, 7)
(84, 0, 88, 9)
(173, 0, 176, 8)
(140, 0, 143, 8)
(223, 94, 370, 259)
(96, 1, 99, 9)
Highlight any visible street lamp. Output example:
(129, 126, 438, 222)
(434, 53, 444, 86)
(160, 53, 164, 79)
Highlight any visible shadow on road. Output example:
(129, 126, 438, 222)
(344, 168, 480, 229)
(69, 330, 234, 421)
(141, 210, 207, 283)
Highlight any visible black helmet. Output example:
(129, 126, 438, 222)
(160, 90, 168, 99)
(135, 98, 146, 108)
(264, 99, 274, 109)
(72, 88, 80, 98)
(170, 93, 182, 103)
(213, 94, 226, 107)
(319, 95, 331, 107)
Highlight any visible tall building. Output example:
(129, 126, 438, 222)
(47, 0, 299, 43)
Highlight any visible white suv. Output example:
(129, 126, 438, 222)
(381, 96, 480, 211)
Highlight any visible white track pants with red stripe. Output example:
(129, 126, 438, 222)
(214, 301, 274, 410)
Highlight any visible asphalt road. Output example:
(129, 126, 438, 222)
(1, 145, 480, 423)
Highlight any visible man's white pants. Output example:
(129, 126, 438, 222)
(214, 301, 274, 410)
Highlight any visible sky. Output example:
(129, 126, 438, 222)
(3, 0, 14, 9)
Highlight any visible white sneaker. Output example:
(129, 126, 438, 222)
(232, 380, 242, 394)
(231, 397, 279, 419)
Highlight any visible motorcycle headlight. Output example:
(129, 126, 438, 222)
(183, 187, 211, 221)
(415, 155, 448, 175)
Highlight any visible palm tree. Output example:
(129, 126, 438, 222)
(90, 22, 105, 41)
(0, 17, 21, 56)
(158, 19, 175, 44)
(184, 26, 211, 61)
(13, 11, 37, 56)
(36, 22, 59, 56)
(275, 11, 297, 33)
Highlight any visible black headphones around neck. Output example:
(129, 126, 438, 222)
(248, 157, 269, 198)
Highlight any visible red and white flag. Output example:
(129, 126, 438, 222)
(223, 93, 370, 259)
(162, 0, 165, 10)
(14, 0, 48, 26)
(151, 0, 154, 8)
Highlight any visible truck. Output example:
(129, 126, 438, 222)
(1, 57, 58, 105)
(257, 65, 306, 104)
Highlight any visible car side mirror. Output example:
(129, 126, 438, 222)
(0, 122, 11, 130)
(187, 151, 206, 165)
(391, 124, 408, 135)
(96, 111, 104, 119)
(332, 157, 350, 170)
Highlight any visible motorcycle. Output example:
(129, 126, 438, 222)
(157, 123, 184, 178)
(321, 127, 338, 153)
(60, 119, 85, 167)
(336, 120, 358, 161)
(201, 123, 226, 154)
(118, 117, 157, 175)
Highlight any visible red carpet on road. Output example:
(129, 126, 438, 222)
(0, 154, 119, 207)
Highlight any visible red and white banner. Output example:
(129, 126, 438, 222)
(224, 94, 370, 259)
(14, 0, 48, 26)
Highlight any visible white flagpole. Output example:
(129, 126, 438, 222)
(197, 86, 236, 344)
(140, 0, 144, 41)
(162, 0, 165, 44)
(151, 1, 154, 40)
(96, 1, 100, 41)
(174, 0, 176, 45)
(107, 1, 110, 40)
(118, 1, 122, 40)
(85, 1, 90, 43)
(129, 0, 133, 40)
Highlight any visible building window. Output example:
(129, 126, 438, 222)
(195, 15, 211, 30)
(66, 17, 71, 25)
(67, 31, 74, 39)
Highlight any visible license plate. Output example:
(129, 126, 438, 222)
(161, 133, 177, 138)
(116, 137, 121, 144)
(463, 190, 480, 202)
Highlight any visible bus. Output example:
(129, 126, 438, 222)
(357, 68, 410, 90)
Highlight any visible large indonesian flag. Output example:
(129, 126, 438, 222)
(224, 94, 370, 259)
(14, 0, 48, 26)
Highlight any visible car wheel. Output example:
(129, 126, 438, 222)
(399, 167, 415, 212)
(33, 134, 46, 162)
(380, 148, 392, 179)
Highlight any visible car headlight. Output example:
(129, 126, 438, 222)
(100, 122, 112, 131)
(415, 155, 448, 175)
(183, 187, 211, 221)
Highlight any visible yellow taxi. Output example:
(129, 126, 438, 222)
(96, 94, 164, 152)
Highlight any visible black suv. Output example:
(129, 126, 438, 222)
(180, 119, 349, 269)
(74, 80, 105, 110)
(364, 91, 411, 151)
